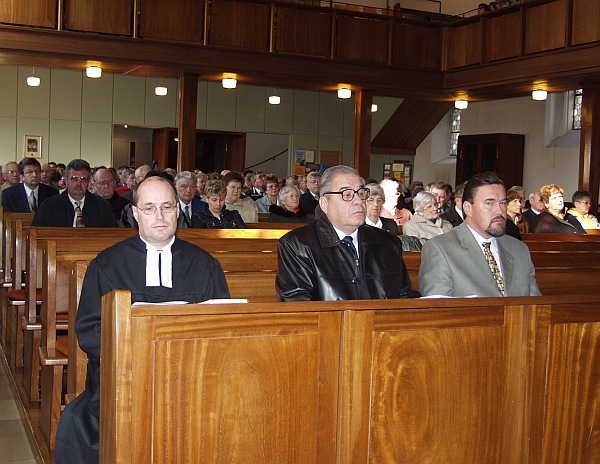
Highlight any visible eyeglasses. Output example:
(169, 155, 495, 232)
(309, 179, 320, 184)
(366, 197, 384, 204)
(135, 204, 177, 215)
(23, 169, 41, 176)
(69, 176, 90, 183)
(423, 204, 438, 210)
(323, 188, 370, 202)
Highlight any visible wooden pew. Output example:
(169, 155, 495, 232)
(99, 293, 600, 463)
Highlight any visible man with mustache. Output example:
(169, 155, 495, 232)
(419, 171, 541, 297)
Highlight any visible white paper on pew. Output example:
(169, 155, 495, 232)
(132, 301, 188, 306)
(420, 295, 478, 299)
(201, 299, 248, 304)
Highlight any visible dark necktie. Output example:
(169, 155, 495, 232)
(342, 236, 359, 267)
(29, 191, 37, 212)
(75, 201, 85, 228)
(158, 250, 162, 286)
(483, 242, 505, 295)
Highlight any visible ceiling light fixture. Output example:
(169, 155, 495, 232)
(455, 99, 468, 110)
(27, 67, 40, 87)
(155, 78, 168, 96)
(222, 78, 237, 89)
(338, 88, 351, 99)
(371, 104, 378, 112)
(86, 66, 102, 78)
(269, 89, 280, 105)
(532, 89, 547, 101)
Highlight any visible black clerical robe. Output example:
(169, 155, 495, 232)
(55, 235, 230, 464)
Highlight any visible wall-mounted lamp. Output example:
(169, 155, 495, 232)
(371, 104, 378, 112)
(155, 78, 168, 96)
(338, 88, 352, 99)
(27, 67, 40, 87)
(532, 90, 547, 101)
(222, 78, 237, 89)
(86, 66, 102, 78)
(455, 99, 468, 110)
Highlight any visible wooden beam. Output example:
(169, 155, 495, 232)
(177, 73, 198, 172)
(353, 90, 372, 177)
(579, 83, 600, 215)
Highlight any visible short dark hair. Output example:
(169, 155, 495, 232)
(66, 159, 91, 177)
(572, 190, 591, 204)
(133, 175, 177, 206)
(462, 172, 505, 204)
(18, 158, 41, 175)
(222, 171, 244, 187)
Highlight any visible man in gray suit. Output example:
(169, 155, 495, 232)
(419, 171, 541, 297)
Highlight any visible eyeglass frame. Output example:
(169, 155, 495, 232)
(68, 175, 90, 183)
(134, 203, 178, 215)
(323, 187, 370, 202)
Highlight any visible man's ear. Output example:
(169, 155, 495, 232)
(462, 200, 472, 218)
(132, 205, 139, 222)
(319, 196, 328, 215)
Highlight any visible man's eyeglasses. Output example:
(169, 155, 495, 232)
(323, 188, 370, 202)
(69, 176, 90, 183)
(135, 204, 178, 215)
(23, 170, 41, 176)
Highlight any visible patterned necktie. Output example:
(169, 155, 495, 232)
(185, 205, 191, 221)
(29, 190, 37, 212)
(75, 201, 85, 228)
(483, 242, 504, 295)
(342, 236, 359, 267)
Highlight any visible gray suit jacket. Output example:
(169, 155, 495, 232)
(419, 222, 541, 297)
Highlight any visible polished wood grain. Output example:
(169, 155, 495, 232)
(445, 20, 482, 69)
(0, 0, 56, 28)
(139, 0, 204, 42)
(209, 0, 270, 51)
(64, 0, 132, 35)
(335, 14, 389, 63)
(571, 0, 600, 45)
(392, 23, 442, 68)
(524, 1, 567, 54)
(66, 260, 89, 400)
(484, 11, 522, 62)
(274, 6, 331, 57)
(579, 83, 600, 219)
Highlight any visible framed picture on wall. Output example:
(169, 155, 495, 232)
(24, 135, 42, 159)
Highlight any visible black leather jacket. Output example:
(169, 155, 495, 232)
(191, 203, 246, 229)
(276, 216, 418, 301)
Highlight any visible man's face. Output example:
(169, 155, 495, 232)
(40, 163, 52, 184)
(94, 169, 116, 200)
(463, 184, 507, 239)
(133, 178, 179, 249)
(254, 174, 266, 191)
(530, 193, 546, 212)
(21, 164, 41, 190)
(66, 169, 91, 201)
(320, 173, 366, 235)
(307, 175, 321, 195)
(265, 182, 279, 198)
(135, 166, 151, 185)
(299, 177, 307, 191)
(207, 194, 225, 217)
(176, 177, 197, 204)
(431, 188, 448, 208)
(4, 163, 20, 186)
(225, 181, 242, 204)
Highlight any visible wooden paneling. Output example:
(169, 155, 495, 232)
(392, 23, 442, 69)
(139, 0, 204, 43)
(484, 11, 522, 62)
(446, 21, 482, 69)
(335, 15, 389, 63)
(64, 0, 132, 35)
(524, 1, 567, 54)
(274, 6, 331, 58)
(0, 0, 56, 28)
(209, 0, 270, 51)
(572, 0, 600, 45)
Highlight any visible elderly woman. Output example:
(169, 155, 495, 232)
(223, 171, 259, 223)
(365, 183, 400, 235)
(402, 191, 452, 244)
(565, 190, 599, 230)
(191, 180, 245, 229)
(533, 184, 583, 234)
(268, 184, 311, 223)
(195, 171, 207, 201)
(255, 175, 280, 213)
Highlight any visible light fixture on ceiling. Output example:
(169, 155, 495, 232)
(269, 89, 280, 105)
(27, 67, 40, 87)
(371, 104, 378, 112)
(86, 65, 102, 78)
(338, 88, 351, 99)
(222, 77, 237, 89)
(455, 99, 468, 110)
(155, 78, 168, 96)
(532, 89, 548, 101)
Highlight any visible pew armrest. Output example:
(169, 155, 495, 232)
(39, 347, 68, 366)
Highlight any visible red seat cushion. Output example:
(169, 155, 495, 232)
(7, 288, 43, 301)
(55, 336, 68, 356)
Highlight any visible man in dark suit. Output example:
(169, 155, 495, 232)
(299, 171, 321, 214)
(93, 167, 130, 225)
(1, 158, 58, 212)
(440, 182, 465, 227)
(175, 171, 204, 227)
(32, 159, 117, 227)
(522, 190, 546, 231)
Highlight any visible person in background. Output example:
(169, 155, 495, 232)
(195, 171, 208, 201)
(248, 172, 266, 201)
(429, 181, 451, 215)
(565, 190, 599, 230)
(532, 184, 584, 234)
(299, 171, 321, 214)
(440, 182, 466, 227)
(380, 178, 412, 226)
(402, 191, 452, 245)
(175, 171, 203, 227)
(1, 162, 20, 197)
(115, 167, 135, 197)
(192, 180, 246, 229)
(93, 167, 130, 225)
(505, 188, 526, 238)
(522, 190, 546, 231)
(255, 175, 280, 213)
(2, 158, 59, 212)
(39, 162, 53, 185)
(223, 171, 259, 223)
(268, 184, 311, 223)
(364, 183, 399, 235)
(298, 175, 308, 194)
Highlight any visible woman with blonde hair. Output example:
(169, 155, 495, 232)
(532, 184, 583, 234)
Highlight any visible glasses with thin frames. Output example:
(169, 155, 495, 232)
(135, 204, 178, 215)
(323, 188, 370, 202)
(69, 176, 90, 183)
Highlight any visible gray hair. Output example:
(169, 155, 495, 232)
(175, 170, 195, 184)
(306, 171, 322, 183)
(365, 182, 384, 199)
(196, 171, 208, 182)
(278, 184, 300, 204)
(413, 191, 437, 213)
(320, 165, 364, 195)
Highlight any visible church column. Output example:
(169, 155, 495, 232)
(579, 83, 600, 215)
(177, 73, 199, 172)
(353, 90, 373, 178)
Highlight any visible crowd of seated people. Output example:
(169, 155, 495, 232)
(477, 0, 516, 14)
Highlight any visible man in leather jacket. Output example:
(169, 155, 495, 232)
(276, 165, 418, 301)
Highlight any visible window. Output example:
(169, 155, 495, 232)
(573, 88, 583, 130)
(450, 109, 461, 156)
